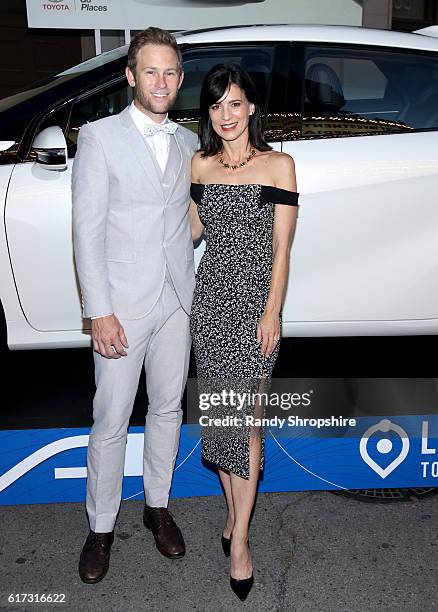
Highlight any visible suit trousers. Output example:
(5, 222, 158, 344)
(86, 276, 191, 532)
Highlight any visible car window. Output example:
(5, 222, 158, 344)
(67, 79, 132, 157)
(170, 45, 275, 132)
(300, 46, 438, 139)
(65, 45, 276, 157)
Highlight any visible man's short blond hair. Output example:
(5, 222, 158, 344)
(127, 27, 182, 76)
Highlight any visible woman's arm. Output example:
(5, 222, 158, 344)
(189, 197, 205, 242)
(257, 153, 298, 357)
(190, 152, 205, 242)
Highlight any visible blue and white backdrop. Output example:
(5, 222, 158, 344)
(1, 379, 438, 504)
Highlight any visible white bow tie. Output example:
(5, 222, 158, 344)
(143, 121, 178, 136)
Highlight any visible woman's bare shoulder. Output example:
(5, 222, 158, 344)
(191, 150, 204, 168)
(256, 149, 294, 171)
(267, 151, 297, 191)
(191, 151, 213, 182)
(266, 149, 295, 169)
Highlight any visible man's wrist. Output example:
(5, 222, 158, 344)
(91, 313, 114, 320)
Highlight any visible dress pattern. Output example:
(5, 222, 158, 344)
(190, 183, 299, 479)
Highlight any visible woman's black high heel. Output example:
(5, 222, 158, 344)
(230, 574, 254, 601)
(229, 540, 253, 601)
(221, 534, 231, 557)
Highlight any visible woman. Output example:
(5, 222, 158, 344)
(189, 64, 299, 601)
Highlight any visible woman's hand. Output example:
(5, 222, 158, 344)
(256, 310, 280, 357)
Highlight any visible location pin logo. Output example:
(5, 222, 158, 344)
(359, 419, 409, 479)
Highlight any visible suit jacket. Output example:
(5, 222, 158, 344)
(72, 105, 198, 319)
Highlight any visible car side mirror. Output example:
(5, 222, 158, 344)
(32, 125, 67, 171)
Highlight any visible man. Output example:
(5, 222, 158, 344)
(72, 27, 197, 584)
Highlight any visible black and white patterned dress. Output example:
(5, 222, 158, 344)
(190, 183, 299, 479)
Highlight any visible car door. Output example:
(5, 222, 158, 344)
(5, 79, 132, 332)
(282, 43, 438, 333)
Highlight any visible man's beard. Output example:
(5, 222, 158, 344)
(134, 85, 177, 116)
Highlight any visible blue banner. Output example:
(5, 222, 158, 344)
(1, 414, 437, 504)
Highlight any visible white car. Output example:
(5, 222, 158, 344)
(1, 24, 438, 349)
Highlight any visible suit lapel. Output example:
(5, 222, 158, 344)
(118, 106, 164, 200)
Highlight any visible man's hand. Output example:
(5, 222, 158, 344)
(92, 315, 129, 358)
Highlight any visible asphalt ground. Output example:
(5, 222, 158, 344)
(0, 489, 437, 611)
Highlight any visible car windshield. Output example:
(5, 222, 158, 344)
(0, 45, 129, 113)
(56, 44, 128, 76)
(0, 74, 83, 112)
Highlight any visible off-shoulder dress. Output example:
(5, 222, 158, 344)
(190, 183, 299, 479)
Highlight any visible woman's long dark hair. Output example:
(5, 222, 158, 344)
(198, 63, 272, 157)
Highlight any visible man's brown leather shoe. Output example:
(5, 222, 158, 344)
(143, 505, 185, 559)
(78, 530, 114, 583)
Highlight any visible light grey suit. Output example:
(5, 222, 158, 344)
(72, 105, 197, 532)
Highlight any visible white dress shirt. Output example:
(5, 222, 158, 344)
(129, 100, 170, 173)
(91, 103, 170, 320)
